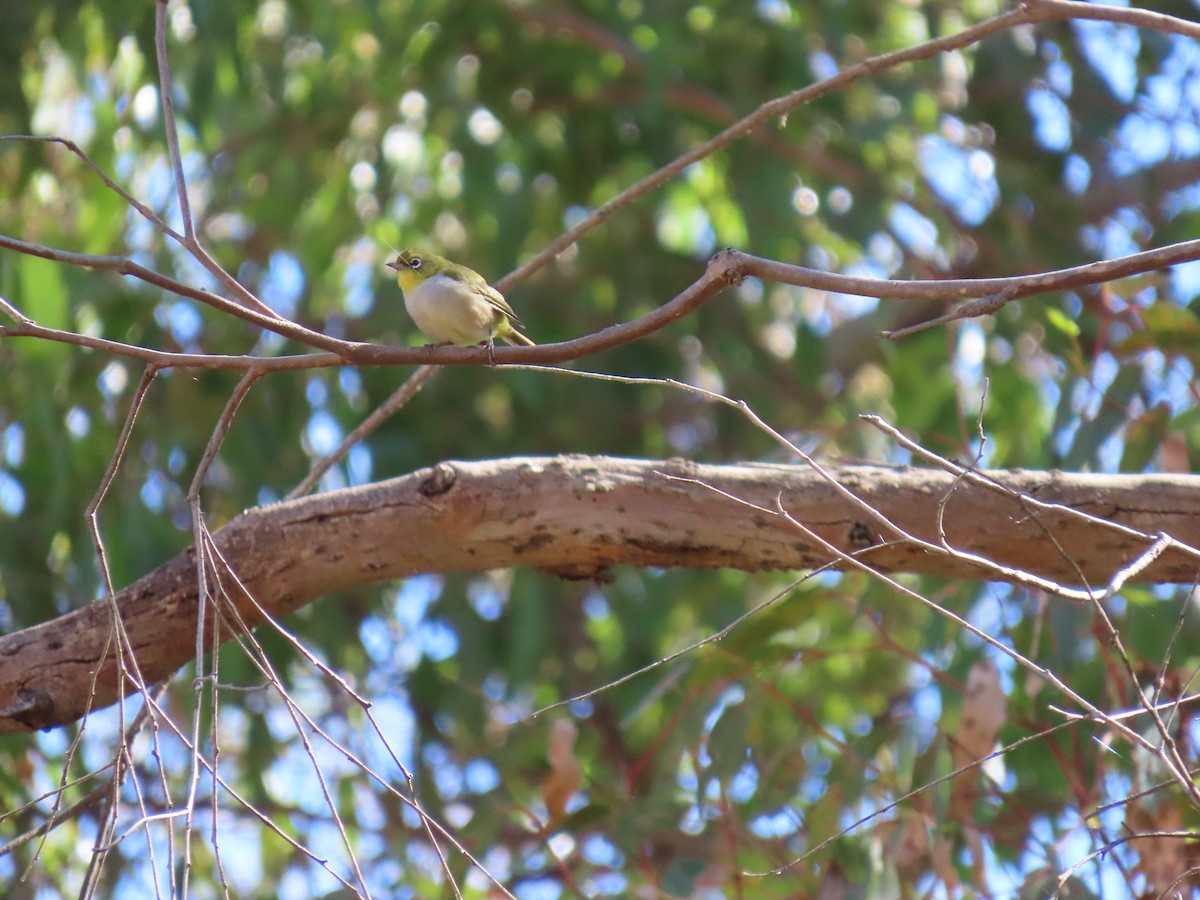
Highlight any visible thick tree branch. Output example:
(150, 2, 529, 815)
(1, 456, 1198, 734)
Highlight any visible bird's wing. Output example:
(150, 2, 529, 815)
(480, 283, 523, 325)
(447, 268, 523, 325)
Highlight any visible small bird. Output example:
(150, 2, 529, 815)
(386, 248, 534, 360)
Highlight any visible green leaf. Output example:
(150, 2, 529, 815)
(1045, 305, 1080, 338)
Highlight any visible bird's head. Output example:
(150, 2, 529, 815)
(387, 248, 450, 292)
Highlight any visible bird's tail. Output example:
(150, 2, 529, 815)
(503, 329, 536, 347)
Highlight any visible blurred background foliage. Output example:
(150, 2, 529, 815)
(1, 0, 1200, 896)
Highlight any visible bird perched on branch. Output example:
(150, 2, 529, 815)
(386, 248, 534, 360)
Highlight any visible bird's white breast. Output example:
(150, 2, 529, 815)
(404, 274, 498, 346)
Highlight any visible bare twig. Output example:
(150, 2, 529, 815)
(205, 575, 376, 898)
(287, 364, 440, 499)
(728, 242, 1200, 311)
(533, 562, 839, 717)
(0, 233, 355, 354)
(882, 291, 1011, 339)
(74, 366, 165, 895)
(121, 687, 364, 894)
(862, 415, 1200, 567)
(154, 0, 193, 244)
(3, 136, 179, 240)
(196, 550, 472, 898)
(746, 717, 1080, 878)
(77, 684, 171, 900)
(2, 684, 166, 885)
(150, 1, 281, 320)
(180, 369, 260, 897)
(1053, 830, 1199, 897)
(0, 309, 337, 368)
(6, 236, 1199, 373)
(497, 0, 1200, 290)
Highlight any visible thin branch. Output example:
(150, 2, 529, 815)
(119, 688, 364, 894)
(533, 562, 839, 717)
(6, 236, 1199, 374)
(747, 716, 1080, 877)
(77, 365, 164, 895)
(862, 415, 1200, 566)
(201, 567, 375, 898)
(772, 498, 1167, 767)
(606, 388, 1194, 774)
(197, 551, 475, 897)
(731, 242, 1200, 308)
(2, 139, 275, 324)
(497, 0, 1200, 290)
(883, 292, 1012, 339)
(77, 685, 171, 900)
(0, 315, 340, 369)
(150, 1, 280, 320)
(155, 0, 193, 243)
(890, 393, 1200, 809)
(182, 369, 260, 897)
(1, 686, 167, 869)
(287, 364, 440, 499)
(2, 136, 179, 240)
(0, 233, 355, 354)
(186, 370, 262, 507)
(1053, 830, 1200, 897)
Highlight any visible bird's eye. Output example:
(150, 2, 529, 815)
(409, 257, 422, 270)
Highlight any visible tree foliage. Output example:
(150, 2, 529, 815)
(2, 0, 1200, 896)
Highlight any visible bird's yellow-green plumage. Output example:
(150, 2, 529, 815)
(386, 248, 534, 350)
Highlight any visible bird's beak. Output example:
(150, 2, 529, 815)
(385, 259, 402, 271)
